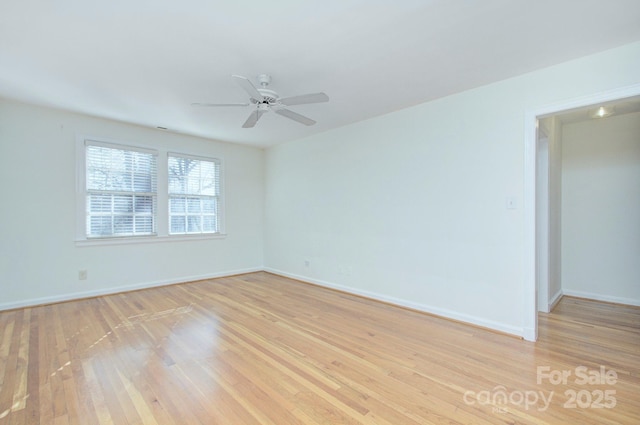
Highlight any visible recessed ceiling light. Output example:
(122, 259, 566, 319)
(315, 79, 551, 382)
(591, 106, 614, 119)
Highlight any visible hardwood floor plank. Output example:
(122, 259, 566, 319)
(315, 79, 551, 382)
(0, 316, 15, 389)
(24, 308, 41, 425)
(0, 315, 16, 421)
(1, 272, 639, 424)
(14, 310, 30, 410)
(81, 360, 114, 425)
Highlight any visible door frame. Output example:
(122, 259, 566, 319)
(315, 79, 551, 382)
(523, 83, 640, 341)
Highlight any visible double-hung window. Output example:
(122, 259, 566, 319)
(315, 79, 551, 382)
(168, 154, 221, 235)
(85, 141, 157, 238)
(79, 137, 223, 242)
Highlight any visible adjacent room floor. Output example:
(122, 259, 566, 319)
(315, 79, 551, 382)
(0, 272, 638, 424)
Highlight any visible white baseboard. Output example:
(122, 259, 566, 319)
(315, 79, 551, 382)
(562, 289, 640, 307)
(264, 268, 524, 338)
(549, 289, 564, 311)
(3, 266, 549, 340)
(522, 327, 537, 342)
(0, 267, 263, 311)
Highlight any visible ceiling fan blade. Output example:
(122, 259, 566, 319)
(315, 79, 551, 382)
(242, 109, 266, 128)
(275, 108, 316, 126)
(279, 92, 329, 106)
(191, 102, 250, 107)
(232, 75, 264, 102)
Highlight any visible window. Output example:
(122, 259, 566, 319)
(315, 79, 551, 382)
(85, 142, 157, 238)
(78, 137, 224, 243)
(168, 154, 221, 235)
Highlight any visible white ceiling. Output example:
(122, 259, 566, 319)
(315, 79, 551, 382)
(1, 0, 640, 148)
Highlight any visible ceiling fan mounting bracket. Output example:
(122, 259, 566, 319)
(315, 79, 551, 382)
(257, 74, 272, 87)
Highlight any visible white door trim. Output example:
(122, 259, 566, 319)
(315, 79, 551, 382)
(523, 83, 640, 342)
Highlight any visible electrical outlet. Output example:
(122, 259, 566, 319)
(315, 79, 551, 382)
(78, 270, 88, 280)
(304, 260, 310, 267)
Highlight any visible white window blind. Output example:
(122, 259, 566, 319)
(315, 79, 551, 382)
(85, 142, 158, 238)
(168, 154, 220, 235)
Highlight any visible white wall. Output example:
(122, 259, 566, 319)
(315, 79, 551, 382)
(264, 41, 640, 336)
(537, 116, 563, 313)
(561, 111, 640, 305)
(0, 100, 264, 310)
(548, 118, 563, 307)
(536, 132, 550, 312)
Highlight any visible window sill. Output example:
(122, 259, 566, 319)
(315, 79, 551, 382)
(75, 233, 227, 247)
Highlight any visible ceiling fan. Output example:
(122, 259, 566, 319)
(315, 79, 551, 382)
(192, 74, 329, 128)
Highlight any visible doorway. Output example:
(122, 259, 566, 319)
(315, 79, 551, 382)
(523, 83, 640, 341)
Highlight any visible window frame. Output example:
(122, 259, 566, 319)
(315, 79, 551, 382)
(75, 135, 226, 246)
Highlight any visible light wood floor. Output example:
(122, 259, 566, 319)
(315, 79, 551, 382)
(1, 272, 638, 424)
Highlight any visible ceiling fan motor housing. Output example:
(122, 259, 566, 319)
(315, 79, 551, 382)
(255, 89, 279, 104)
(254, 74, 279, 103)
